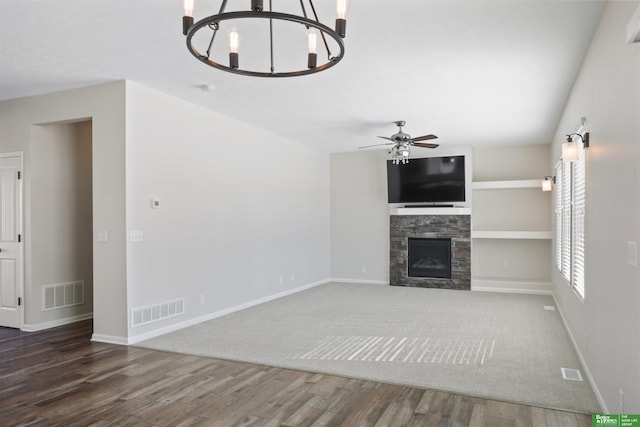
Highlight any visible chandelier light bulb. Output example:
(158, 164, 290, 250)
(336, 0, 348, 19)
(229, 28, 240, 53)
(183, 0, 194, 16)
(307, 30, 318, 54)
(307, 30, 318, 69)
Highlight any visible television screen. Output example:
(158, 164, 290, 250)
(387, 155, 466, 204)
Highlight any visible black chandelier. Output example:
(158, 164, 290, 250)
(182, 0, 348, 77)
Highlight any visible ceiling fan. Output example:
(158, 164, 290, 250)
(359, 121, 439, 164)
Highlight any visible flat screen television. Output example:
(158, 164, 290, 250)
(387, 155, 466, 204)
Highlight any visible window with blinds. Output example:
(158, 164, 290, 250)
(572, 146, 586, 298)
(554, 133, 587, 299)
(554, 162, 563, 271)
(561, 160, 572, 282)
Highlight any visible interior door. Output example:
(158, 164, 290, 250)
(0, 154, 23, 328)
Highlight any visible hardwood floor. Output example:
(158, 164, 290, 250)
(0, 321, 593, 427)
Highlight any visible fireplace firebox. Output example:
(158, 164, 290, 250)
(407, 238, 452, 279)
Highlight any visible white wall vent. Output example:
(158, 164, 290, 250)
(627, 5, 640, 44)
(561, 367, 584, 381)
(42, 281, 85, 311)
(131, 298, 184, 328)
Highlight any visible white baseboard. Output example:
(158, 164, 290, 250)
(91, 333, 129, 346)
(126, 278, 331, 345)
(471, 286, 553, 295)
(22, 312, 93, 332)
(330, 278, 389, 285)
(552, 293, 607, 413)
(472, 279, 552, 295)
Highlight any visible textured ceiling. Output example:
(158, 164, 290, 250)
(0, 0, 606, 152)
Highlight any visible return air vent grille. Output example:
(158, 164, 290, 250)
(131, 298, 184, 328)
(42, 281, 85, 311)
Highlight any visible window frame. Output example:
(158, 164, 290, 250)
(554, 132, 587, 299)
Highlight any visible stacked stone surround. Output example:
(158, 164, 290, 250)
(390, 215, 471, 290)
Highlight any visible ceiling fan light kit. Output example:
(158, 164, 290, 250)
(359, 120, 439, 165)
(182, 0, 347, 77)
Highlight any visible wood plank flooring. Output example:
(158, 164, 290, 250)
(0, 321, 593, 426)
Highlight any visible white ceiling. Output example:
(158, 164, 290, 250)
(0, 0, 606, 153)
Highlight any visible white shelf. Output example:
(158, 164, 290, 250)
(471, 230, 552, 240)
(390, 207, 471, 216)
(472, 179, 542, 190)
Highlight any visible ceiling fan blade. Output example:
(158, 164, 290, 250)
(412, 134, 438, 142)
(358, 142, 394, 149)
(412, 142, 440, 149)
(377, 136, 395, 141)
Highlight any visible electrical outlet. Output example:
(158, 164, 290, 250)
(503, 259, 510, 267)
(361, 266, 367, 273)
(584, 333, 588, 350)
(290, 273, 294, 281)
(279, 275, 283, 285)
(619, 388, 624, 413)
(200, 294, 205, 305)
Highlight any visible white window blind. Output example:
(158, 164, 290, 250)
(555, 162, 563, 271)
(561, 161, 572, 282)
(572, 145, 586, 298)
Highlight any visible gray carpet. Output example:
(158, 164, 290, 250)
(137, 283, 600, 413)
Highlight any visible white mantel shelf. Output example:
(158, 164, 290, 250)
(390, 207, 471, 216)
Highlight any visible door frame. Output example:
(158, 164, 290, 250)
(0, 151, 24, 329)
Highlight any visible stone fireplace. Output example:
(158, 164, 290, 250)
(390, 214, 470, 290)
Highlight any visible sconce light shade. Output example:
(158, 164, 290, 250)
(562, 140, 579, 162)
(542, 176, 554, 192)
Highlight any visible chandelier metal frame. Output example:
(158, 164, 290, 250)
(183, 0, 347, 78)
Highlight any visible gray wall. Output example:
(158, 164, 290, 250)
(0, 81, 332, 344)
(30, 121, 93, 323)
(330, 145, 473, 283)
(0, 82, 128, 339)
(550, 1, 640, 413)
(124, 82, 331, 341)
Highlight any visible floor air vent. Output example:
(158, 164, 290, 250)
(131, 298, 184, 328)
(543, 305, 556, 311)
(42, 281, 85, 311)
(561, 367, 583, 381)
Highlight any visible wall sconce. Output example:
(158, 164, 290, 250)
(562, 132, 589, 162)
(542, 176, 555, 192)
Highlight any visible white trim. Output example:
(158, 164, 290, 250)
(472, 179, 541, 190)
(125, 279, 331, 345)
(471, 287, 553, 296)
(471, 231, 552, 240)
(552, 293, 606, 413)
(472, 279, 552, 294)
(1, 151, 24, 330)
(330, 278, 389, 285)
(390, 207, 471, 216)
(22, 312, 93, 332)
(91, 333, 129, 346)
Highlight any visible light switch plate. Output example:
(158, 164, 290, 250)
(129, 230, 143, 242)
(628, 241, 638, 268)
(98, 230, 109, 242)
